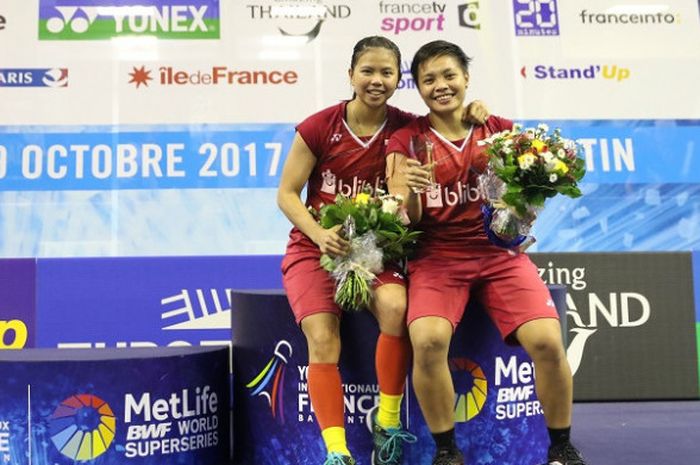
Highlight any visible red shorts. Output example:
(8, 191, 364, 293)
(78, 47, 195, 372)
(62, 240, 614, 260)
(407, 251, 558, 342)
(282, 252, 406, 324)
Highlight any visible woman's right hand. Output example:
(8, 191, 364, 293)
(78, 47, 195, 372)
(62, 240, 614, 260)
(404, 158, 434, 193)
(313, 224, 350, 257)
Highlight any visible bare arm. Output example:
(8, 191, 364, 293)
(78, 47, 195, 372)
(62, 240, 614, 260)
(277, 133, 349, 256)
(386, 152, 432, 225)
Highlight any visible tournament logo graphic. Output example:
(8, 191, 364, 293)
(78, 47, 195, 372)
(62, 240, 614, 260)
(246, 1, 351, 43)
(513, 0, 559, 36)
(39, 0, 220, 40)
(246, 340, 292, 424)
(450, 358, 487, 422)
(49, 394, 116, 460)
(0, 68, 68, 88)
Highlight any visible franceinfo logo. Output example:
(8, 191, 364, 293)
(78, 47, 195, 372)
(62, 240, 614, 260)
(38, 0, 220, 40)
(578, 8, 681, 26)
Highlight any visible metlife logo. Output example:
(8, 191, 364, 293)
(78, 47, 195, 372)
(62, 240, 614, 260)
(38, 0, 220, 40)
(513, 0, 559, 36)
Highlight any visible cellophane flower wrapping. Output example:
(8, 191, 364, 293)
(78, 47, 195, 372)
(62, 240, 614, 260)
(477, 123, 586, 250)
(315, 190, 420, 311)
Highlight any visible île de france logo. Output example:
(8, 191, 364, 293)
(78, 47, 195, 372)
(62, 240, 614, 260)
(246, 340, 292, 424)
(450, 358, 487, 422)
(49, 394, 116, 460)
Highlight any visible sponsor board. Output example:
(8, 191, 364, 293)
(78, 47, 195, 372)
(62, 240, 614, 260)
(231, 291, 550, 465)
(0, 346, 229, 464)
(530, 252, 698, 400)
(0, 259, 36, 349)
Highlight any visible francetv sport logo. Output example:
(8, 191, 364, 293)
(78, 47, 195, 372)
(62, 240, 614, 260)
(38, 0, 220, 40)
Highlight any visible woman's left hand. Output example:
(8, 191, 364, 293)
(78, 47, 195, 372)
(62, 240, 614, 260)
(463, 99, 490, 125)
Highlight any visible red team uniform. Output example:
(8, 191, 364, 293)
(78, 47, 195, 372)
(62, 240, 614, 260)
(282, 101, 414, 323)
(386, 115, 558, 341)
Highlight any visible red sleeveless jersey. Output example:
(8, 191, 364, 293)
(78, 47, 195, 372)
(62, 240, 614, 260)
(386, 114, 513, 257)
(285, 101, 415, 256)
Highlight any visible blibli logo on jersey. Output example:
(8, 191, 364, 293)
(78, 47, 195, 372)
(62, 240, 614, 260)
(425, 181, 483, 209)
(320, 169, 382, 197)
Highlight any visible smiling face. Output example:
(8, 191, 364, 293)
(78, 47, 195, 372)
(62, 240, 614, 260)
(348, 46, 400, 110)
(416, 53, 469, 116)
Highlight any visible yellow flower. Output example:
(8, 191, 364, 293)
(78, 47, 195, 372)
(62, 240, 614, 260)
(554, 159, 569, 174)
(531, 139, 546, 153)
(518, 153, 535, 170)
(354, 193, 371, 205)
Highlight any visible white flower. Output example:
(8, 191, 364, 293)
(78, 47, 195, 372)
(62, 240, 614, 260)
(381, 198, 400, 215)
(549, 173, 558, 182)
(518, 154, 536, 170)
(537, 123, 550, 133)
(541, 151, 554, 162)
(557, 148, 566, 159)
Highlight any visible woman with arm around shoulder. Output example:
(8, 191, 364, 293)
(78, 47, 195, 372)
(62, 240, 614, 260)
(277, 36, 489, 465)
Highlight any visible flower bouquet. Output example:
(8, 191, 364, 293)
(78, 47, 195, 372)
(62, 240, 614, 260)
(315, 190, 420, 311)
(477, 123, 586, 250)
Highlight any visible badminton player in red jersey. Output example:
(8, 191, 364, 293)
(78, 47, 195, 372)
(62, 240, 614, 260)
(386, 40, 587, 465)
(277, 36, 489, 465)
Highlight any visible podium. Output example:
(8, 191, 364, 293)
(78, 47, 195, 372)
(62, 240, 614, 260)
(231, 286, 567, 465)
(0, 346, 230, 465)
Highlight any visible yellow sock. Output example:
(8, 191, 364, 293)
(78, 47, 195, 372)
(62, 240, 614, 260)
(321, 426, 351, 457)
(377, 392, 403, 429)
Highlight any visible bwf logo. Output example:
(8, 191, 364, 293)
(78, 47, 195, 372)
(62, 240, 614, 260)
(39, 0, 220, 40)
